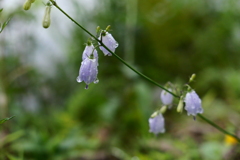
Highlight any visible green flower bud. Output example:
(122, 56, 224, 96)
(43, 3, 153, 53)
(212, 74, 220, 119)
(106, 25, 111, 31)
(23, 0, 32, 10)
(189, 73, 196, 83)
(150, 111, 158, 118)
(177, 96, 184, 113)
(42, 6, 51, 29)
(96, 26, 100, 33)
(160, 105, 168, 114)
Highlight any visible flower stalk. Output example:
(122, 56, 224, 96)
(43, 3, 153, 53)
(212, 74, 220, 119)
(49, 0, 240, 143)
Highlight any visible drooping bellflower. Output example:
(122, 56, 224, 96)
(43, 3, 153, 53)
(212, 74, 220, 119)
(76, 44, 99, 89)
(99, 31, 118, 56)
(160, 89, 173, 105)
(184, 90, 203, 116)
(149, 113, 165, 135)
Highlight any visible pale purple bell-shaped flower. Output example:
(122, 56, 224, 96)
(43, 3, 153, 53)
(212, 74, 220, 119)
(149, 113, 165, 135)
(82, 44, 98, 62)
(76, 55, 99, 89)
(184, 90, 203, 116)
(160, 89, 173, 105)
(99, 32, 118, 56)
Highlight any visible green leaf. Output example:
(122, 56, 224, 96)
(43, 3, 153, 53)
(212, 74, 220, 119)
(0, 116, 15, 124)
(0, 17, 11, 33)
(0, 8, 3, 13)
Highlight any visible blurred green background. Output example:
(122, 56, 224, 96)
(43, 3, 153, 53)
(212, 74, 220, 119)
(0, 0, 240, 159)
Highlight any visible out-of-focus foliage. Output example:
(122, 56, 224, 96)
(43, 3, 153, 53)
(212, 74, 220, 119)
(0, 8, 11, 33)
(0, 116, 14, 124)
(0, 0, 240, 159)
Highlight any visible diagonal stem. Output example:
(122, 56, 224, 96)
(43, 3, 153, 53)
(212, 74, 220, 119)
(49, 0, 178, 97)
(49, 0, 240, 143)
(198, 114, 240, 143)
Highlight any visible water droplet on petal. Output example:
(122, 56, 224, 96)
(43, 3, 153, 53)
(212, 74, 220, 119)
(76, 76, 82, 83)
(115, 42, 119, 48)
(94, 79, 99, 84)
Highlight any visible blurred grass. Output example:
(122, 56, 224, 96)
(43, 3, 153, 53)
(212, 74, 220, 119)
(0, 0, 240, 159)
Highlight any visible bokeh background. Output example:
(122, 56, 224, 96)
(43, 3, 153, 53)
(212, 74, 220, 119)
(0, 0, 240, 159)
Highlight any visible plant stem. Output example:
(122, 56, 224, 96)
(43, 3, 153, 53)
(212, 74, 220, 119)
(198, 114, 240, 143)
(49, 0, 178, 97)
(50, 0, 240, 143)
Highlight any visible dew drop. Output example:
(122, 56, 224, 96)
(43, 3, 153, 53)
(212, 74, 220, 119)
(76, 76, 82, 83)
(115, 42, 119, 48)
(94, 79, 99, 84)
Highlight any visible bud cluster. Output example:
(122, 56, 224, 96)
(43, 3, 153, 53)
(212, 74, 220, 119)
(23, 0, 52, 29)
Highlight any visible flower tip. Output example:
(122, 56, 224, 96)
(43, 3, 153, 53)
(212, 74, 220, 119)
(23, 0, 32, 10)
(106, 25, 111, 31)
(189, 73, 196, 83)
(85, 85, 89, 89)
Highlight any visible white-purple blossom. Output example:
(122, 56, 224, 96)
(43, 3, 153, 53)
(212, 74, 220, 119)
(184, 90, 203, 116)
(76, 53, 99, 89)
(82, 44, 98, 62)
(160, 89, 173, 105)
(99, 31, 118, 56)
(149, 113, 165, 135)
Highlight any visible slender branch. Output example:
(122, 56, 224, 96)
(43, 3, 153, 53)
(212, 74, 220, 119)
(49, 0, 178, 97)
(198, 114, 240, 143)
(50, 0, 240, 143)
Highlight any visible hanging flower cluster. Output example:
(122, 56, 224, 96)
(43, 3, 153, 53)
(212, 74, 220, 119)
(76, 26, 118, 89)
(76, 42, 99, 89)
(20, 0, 240, 143)
(148, 74, 204, 135)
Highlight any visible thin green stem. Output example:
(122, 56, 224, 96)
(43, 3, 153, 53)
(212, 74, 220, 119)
(49, 0, 178, 97)
(198, 114, 240, 143)
(50, 0, 240, 143)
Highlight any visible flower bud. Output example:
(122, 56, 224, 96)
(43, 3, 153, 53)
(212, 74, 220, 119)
(106, 25, 111, 31)
(42, 6, 51, 29)
(23, 0, 32, 10)
(150, 111, 158, 118)
(177, 96, 184, 113)
(96, 26, 100, 33)
(189, 73, 196, 83)
(160, 105, 167, 114)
